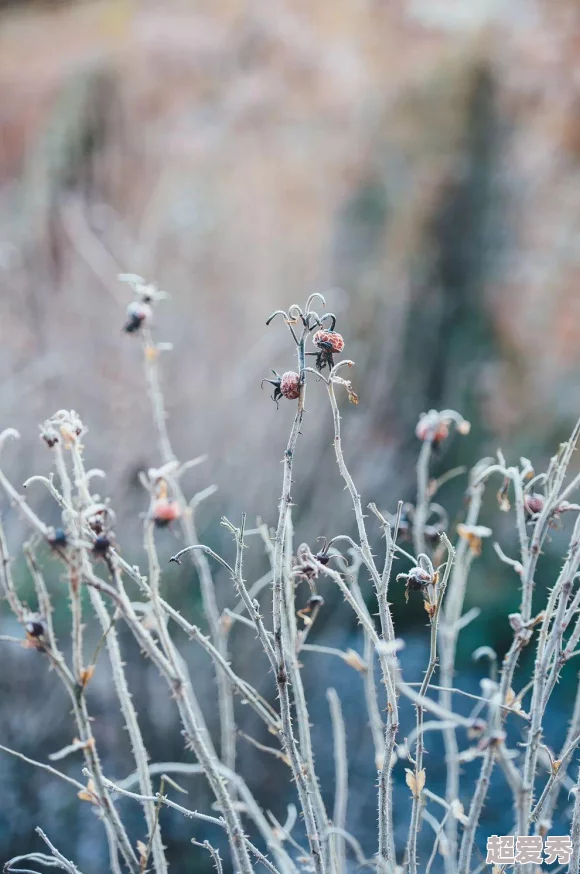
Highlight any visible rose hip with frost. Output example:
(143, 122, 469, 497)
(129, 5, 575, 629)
(261, 371, 301, 407)
(151, 497, 182, 527)
(309, 322, 345, 372)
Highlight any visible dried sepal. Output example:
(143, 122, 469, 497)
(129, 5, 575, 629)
(405, 768, 426, 798)
(77, 778, 99, 805)
(80, 665, 95, 688)
(342, 649, 367, 672)
(456, 523, 492, 556)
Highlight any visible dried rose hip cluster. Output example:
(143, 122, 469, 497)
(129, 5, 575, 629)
(262, 303, 346, 407)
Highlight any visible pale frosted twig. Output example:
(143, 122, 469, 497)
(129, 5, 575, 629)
(413, 439, 433, 559)
(406, 535, 455, 874)
(120, 762, 297, 874)
(0, 514, 139, 874)
(100, 774, 226, 826)
(532, 730, 580, 822)
(438, 476, 483, 871)
(191, 840, 224, 874)
(104, 821, 123, 874)
(327, 689, 348, 874)
(82, 556, 254, 874)
(267, 306, 329, 874)
(570, 765, 580, 874)
(518, 515, 580, 840)
(101, 774, 283, 874)
(52, 440, 84, 686)
(170, 542, 277, 670)
(325, 374, 398, 868)
(238, 730, 289, 764)
(35, 829, 83, 874)
(158, 596, 280, 732)
(141, 312, 236, 779)
(4, 833, 84, 874)
(539, 681, 580, 824)
(406, 682, 528, 719)
(69, 438, 168, 874)
(323, 828, 372, 869)
(458, 638, 521, 874)
(424, 808, 451, 874)
(0, 744, 87, 794)
(231, 570, 273, 616)
(142, 523, 254, 874)
(396, 681, 475, 729)
(90, 589, 167, 872)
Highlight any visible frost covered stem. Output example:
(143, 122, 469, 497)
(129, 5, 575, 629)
(326, 378, 398, 867)
(406, 537, 454, 874)
(271, 324, 326, 874)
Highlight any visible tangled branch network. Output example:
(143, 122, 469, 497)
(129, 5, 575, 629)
(2, 278, 580, 874)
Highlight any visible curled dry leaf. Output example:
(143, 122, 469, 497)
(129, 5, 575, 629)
(456, 523, 492, 556)
(80, 665, 95, 688)
(505, 688, 522, 712)
(405, 768, 425, 798)
(342, 648, 367, 672)
(77, 778, 98, 804)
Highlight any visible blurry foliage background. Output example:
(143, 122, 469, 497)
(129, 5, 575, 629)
(2, 0, 580, 868)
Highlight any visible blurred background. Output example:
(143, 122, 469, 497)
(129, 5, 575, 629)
(2, 0, 580, 869)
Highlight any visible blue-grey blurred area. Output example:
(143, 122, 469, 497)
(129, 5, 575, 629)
(1, 0, 580, 868)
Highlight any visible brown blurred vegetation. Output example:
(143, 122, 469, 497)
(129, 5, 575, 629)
(2, 0, 580, 865)
(2, 0, 580, 551)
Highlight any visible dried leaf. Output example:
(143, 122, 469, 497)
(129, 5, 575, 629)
(162, 773, 188, 794)
(220, 613, 233, 634)
(505, 688, 522, 712)
(552, 759, 562, 773)
(77, 778, 98, 804)
(137, 840, 148, 860)
(347, 386, 359, 405)
(497, 486, 511, 512)
(80, 665, 95, 688)
(405, 768, 425, 798)
(297, 611, 313, 627)
(423, 601, 436, 619)
(342, 649, 367, 673)
(145, 345, 158, 361)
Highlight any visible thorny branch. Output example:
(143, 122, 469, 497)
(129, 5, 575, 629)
(1, 285, 580, 874)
